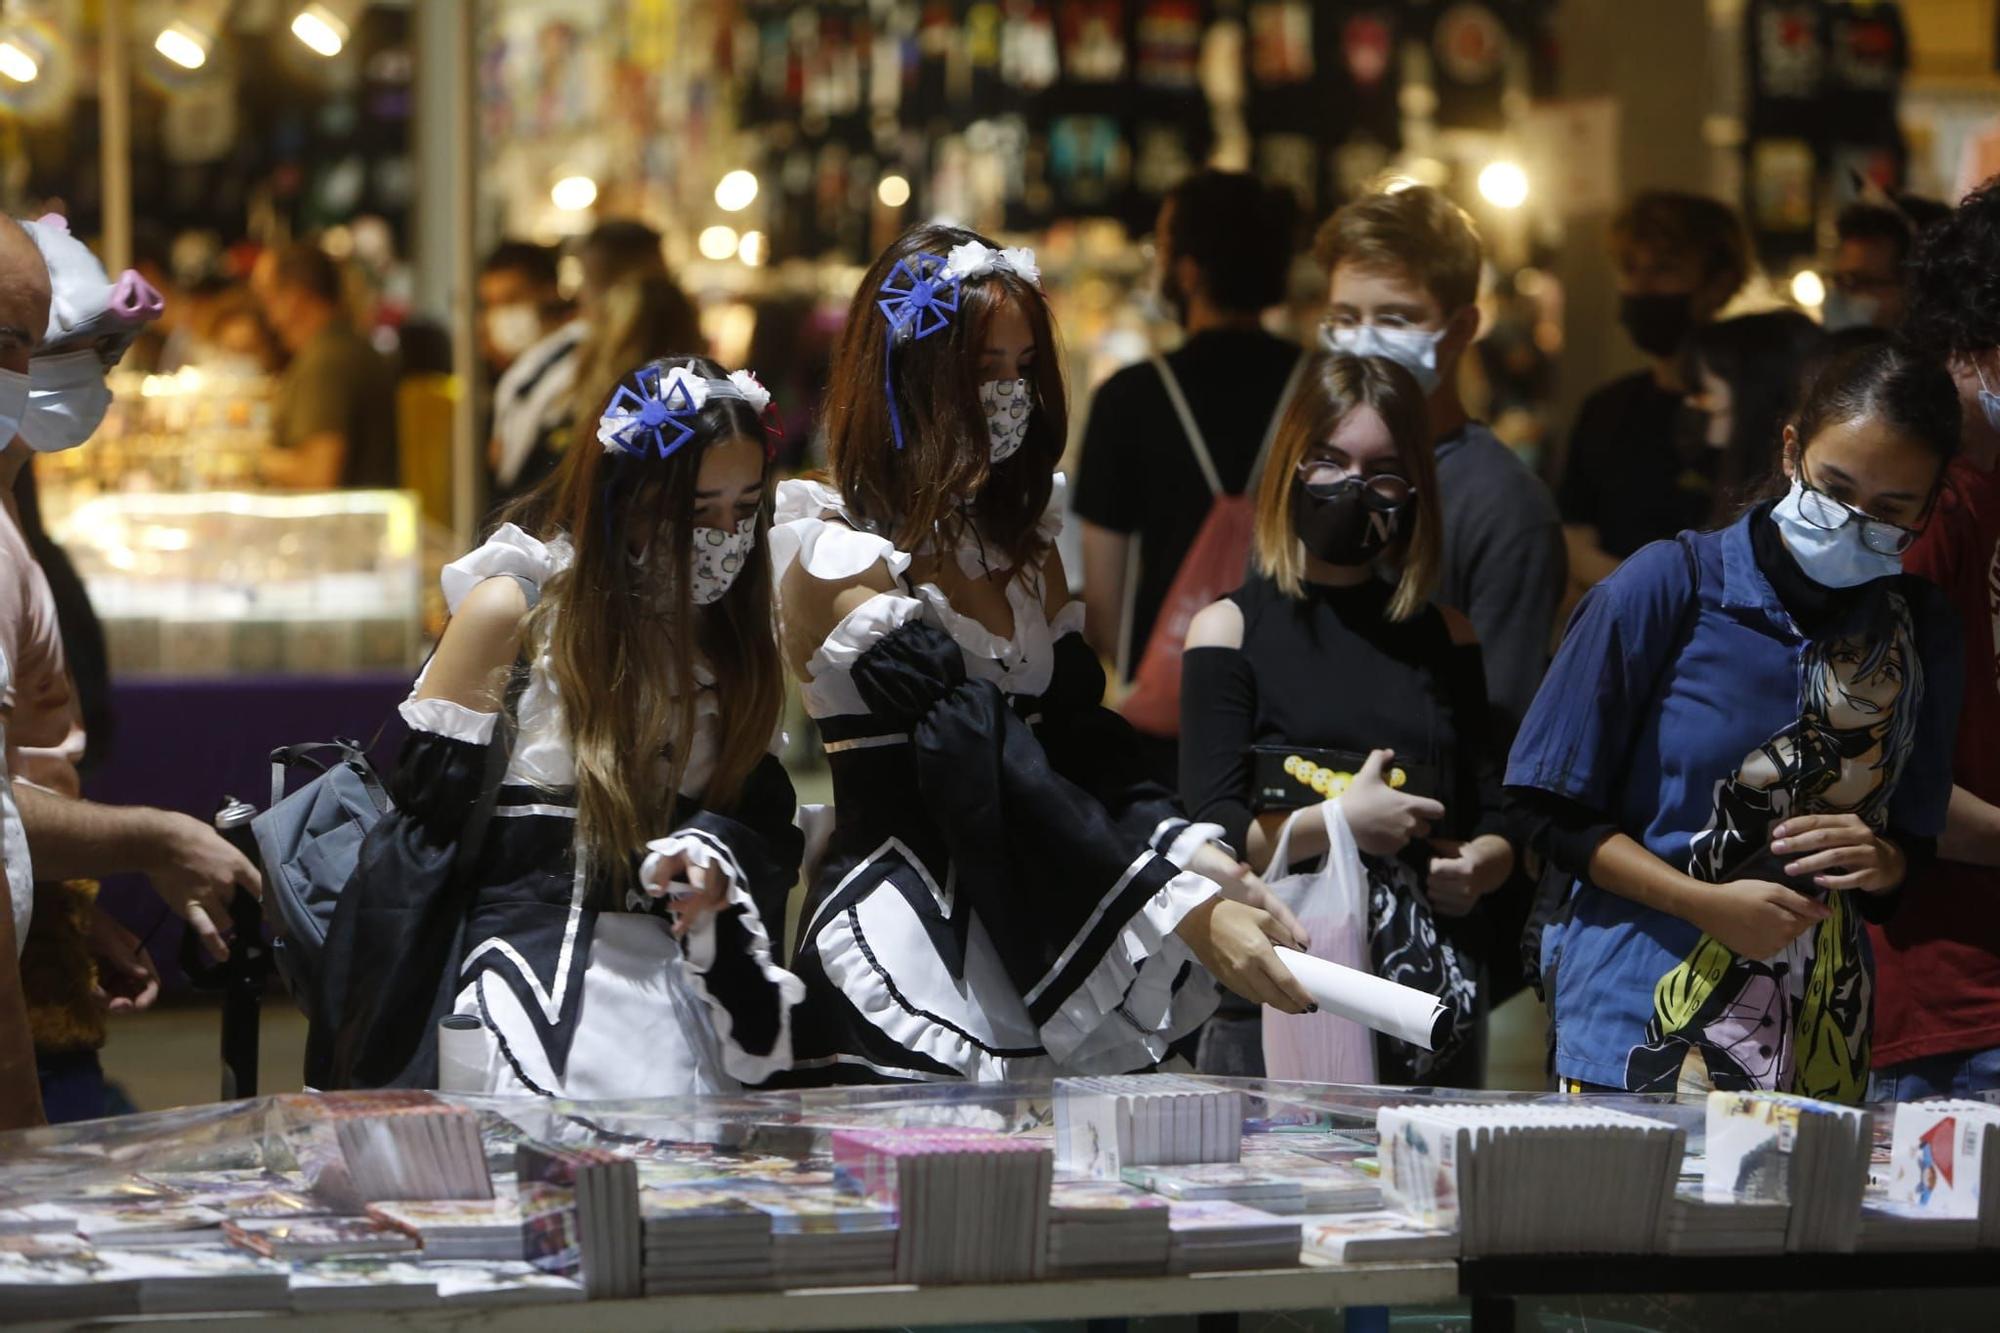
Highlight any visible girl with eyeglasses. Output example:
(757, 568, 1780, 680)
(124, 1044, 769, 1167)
(1180, 354, 1516, 1085)
(1508, 340, 1964, 1102)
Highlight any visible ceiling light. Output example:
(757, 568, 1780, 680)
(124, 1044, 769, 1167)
(0, 38, 39, 84)
(1477, 160, 1529, 210)
(155, 22, 210, 71)
(550, 175, 598, 212)
(291, 4, 350, 58)
(714, 170, 759, 213)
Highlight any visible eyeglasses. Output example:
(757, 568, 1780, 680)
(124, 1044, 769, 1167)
(1795, 472, 1919, 555)
(1298, 457, 1415, 508)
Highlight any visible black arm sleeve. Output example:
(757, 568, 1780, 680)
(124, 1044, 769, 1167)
(1035, 630, 1203, 854)
(1505, 786, 1619, 882)
(1178, 645, 1258, 860)
(850, 620, 1201, 1039)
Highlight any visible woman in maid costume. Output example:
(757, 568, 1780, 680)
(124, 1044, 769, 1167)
(772, 225, 1313, 1086)
(309, 355, 805, 1096)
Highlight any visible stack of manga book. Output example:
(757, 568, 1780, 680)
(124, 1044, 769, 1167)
(688, 1180, 899, 1287)
(1164, 1200, 1302, 1273)
(515, 1143, 640, 1300)
(222, 1215, 417, 1260)
(1297, 1210, 1458, 1264)
(636, 1189, 773, 1295)
(1378, 1104, 1684, 1255)
(1702, 1091, 1869, 1253)
(366, 1198, 525, 1261)
(1044, 1179, 1171, 1276)
(1118, 1162, 1306, 1214)
(284, 1092, 495, 1207)
(1055, 1076, 1244, 1178)
(1868, 1099, 2000, 1250)
(831, 1127, 1053, 1283)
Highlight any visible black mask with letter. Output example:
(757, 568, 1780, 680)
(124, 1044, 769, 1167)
(1293, 476, 1406, 565)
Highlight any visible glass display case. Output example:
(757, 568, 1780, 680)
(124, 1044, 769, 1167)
(44, 488, 425, 678)
(30, 365, 435, 679)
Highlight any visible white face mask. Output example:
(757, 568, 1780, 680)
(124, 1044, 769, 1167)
(981, 377, 1032, 464)
(0, 368, 26, 446)
(690, 516, 758, 605)
(21, 349, 112, 452)
(1320, 322, 1446, 394)
(486, 303, 542, 359)
(1770, 479, 1906, 589)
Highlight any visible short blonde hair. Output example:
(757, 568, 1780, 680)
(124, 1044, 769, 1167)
(1253, 354, 1440, 622)
(1314, 185, 1482, 315)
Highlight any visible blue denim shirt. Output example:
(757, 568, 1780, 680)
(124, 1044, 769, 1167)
(1507, 508, 1962, 1100)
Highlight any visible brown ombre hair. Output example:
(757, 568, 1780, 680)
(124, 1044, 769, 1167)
(1253, 353, 1441, 622)
(498, 355, 782, 894)
(821, 223, 1066, 578)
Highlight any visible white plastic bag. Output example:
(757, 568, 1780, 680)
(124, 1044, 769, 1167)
(1259, 801, 1377, 1084)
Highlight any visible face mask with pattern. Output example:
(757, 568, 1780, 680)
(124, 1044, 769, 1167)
(981, 377, 1032, 463)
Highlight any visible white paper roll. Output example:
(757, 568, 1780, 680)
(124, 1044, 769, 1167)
(1271, 946, 1447, 1051)
(437, 1014, 496, 1093)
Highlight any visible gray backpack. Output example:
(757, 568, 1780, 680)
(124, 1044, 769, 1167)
(252, 666, 528, 1021)
(252, 739, 393, 1020)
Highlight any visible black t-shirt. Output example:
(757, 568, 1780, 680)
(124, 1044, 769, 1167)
(1073, 329, 1303, 677)
(1557, 370, 1714, 559)
(1178, 572, 1507, 862)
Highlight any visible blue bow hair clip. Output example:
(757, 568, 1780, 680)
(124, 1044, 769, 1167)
(599, 364, 702, 460)
(876, 253, 959, 450)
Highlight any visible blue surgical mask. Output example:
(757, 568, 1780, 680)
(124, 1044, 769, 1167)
(1770, 480, 1905, 589)
(1320, 322, 1445, 394)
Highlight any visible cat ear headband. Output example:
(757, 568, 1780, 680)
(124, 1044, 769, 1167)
(875, 241, 1040, 449)
(598, 364, 781, 461)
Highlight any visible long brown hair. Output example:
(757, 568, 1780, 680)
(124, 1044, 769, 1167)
(498, 354, 781, 892)
(1253, 353, 1441, 622)
(821, 223, 1066, 577)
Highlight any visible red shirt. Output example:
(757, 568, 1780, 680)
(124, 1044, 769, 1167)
(1872, 457, 2000, 1066)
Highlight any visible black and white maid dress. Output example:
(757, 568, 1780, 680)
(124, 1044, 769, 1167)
(308, 524, 805, 1097)
(770, 477, 1228, 1085)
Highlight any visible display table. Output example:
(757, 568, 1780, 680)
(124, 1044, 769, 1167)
(1459, 1251, 2000, 1332)
(4, 1261, 1458, 1333)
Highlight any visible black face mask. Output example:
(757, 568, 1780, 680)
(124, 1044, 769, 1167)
(1293, 477, 1404, 566)
(1619, 291, 1696, 359)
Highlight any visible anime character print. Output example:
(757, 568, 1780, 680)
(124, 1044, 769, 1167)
(1628, 591, 1922, 1103)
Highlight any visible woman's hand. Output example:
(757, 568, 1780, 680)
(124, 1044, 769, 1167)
(1174, 897, 1314, 1014)
(1427, 834, 1514, 918)
(639, 844, 732, 939)
(1338, 749, 1447, 857)
(1184, 842, 1308, 950)
(1771, 814, 1906, 894)
(1688, 879, 1831, 960)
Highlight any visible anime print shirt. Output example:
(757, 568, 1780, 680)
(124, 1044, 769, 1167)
(1507, 506, 1962, 1103)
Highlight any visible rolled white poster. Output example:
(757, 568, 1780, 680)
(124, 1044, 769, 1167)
(436, 1014, 496, 1093)
(1271, 946, 1448, 1051)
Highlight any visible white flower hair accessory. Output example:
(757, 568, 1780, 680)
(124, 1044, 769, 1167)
(727, 369, 772, 414)
(941, 241, 1041, 289)
(598, 362, 781, 459)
